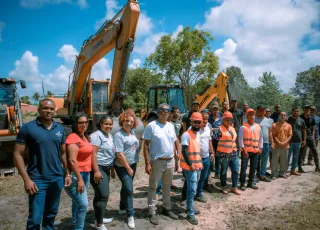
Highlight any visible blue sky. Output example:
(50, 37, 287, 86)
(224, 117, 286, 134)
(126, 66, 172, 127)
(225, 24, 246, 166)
(0, 0, 319, 96)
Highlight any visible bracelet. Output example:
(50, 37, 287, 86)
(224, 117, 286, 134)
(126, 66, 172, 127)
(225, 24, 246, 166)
(66, 174, 72, 178)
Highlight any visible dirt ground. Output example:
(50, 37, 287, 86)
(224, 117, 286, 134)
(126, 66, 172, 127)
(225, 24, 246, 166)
(0, 157, 320, 230)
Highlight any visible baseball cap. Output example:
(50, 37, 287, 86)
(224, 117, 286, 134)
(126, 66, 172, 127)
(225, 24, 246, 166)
(191, 101, 199, 105)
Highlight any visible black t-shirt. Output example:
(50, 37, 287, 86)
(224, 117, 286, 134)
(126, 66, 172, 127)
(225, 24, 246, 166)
(229, 108, 244, 132)
(182, 112, 192, 130)
(299, 114, 315, 138)
(287, 116, 306, 143)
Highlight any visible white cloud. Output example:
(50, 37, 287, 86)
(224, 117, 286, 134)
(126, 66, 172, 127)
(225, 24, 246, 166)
(172, 25, 183, 38)
(95, 0, 121, 31)
(134, 32, 166, 56)
(136, 12, 153, 36)
(0, 21, 5, 42)
(129, 58, 141, 69)
(198, 0, 320, 91)
(20, 0, 88, 9)
(57, 44, 78, 66)
(91, 58, 112, 80)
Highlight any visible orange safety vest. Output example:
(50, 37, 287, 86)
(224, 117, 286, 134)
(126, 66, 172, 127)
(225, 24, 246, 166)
(243, 123, 261, 153)
(217, 125, 237, 153)
(179, 130, 203, 170)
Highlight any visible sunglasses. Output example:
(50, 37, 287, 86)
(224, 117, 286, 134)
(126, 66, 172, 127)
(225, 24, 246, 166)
(158, 108, 170, 113)
(192, 121, 202, 124)
(77, 121, 88, 125)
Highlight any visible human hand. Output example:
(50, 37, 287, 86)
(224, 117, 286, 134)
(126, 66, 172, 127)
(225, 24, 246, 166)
(127, 167, 134, 177)
(64, 175, 72, 187)
(94, 171, 103, 184)
(24, 179, 38, 195)
(77, 179, 85, 194)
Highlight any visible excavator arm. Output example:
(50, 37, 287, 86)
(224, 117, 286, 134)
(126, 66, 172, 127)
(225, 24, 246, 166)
(195, 72, 230, 111)
(68, 0, 140, 116)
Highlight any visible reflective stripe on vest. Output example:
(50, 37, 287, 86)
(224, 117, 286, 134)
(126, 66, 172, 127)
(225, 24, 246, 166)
(179, 130, 203, 170)
(217, 125, 237, 153)
(243, 123, 261, 153)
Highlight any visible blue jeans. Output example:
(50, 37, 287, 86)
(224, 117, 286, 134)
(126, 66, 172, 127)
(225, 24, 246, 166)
(27, 177, 63, 230)
(288, 142, 301, 171)
(240, 152, 259, 185)
(64, 172, 90, 230)
(220, 157, 239, 188)
(114, 163, 137, 217)
(196, 157, 210, 197)
(260, 143, 270, 177)
(183, 169, 201, 216)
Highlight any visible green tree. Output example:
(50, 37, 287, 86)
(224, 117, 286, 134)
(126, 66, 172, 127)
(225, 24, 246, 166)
(146, 26, 219, 106)
(20, 96, 31, 104)
(291, 65, 320, 109)
(226, 66, 254, 107)
(46, 90, 53, 97)
(253, 72, 294, 113)
(123, 68, 163, 114)
(31, 92, 40, 105)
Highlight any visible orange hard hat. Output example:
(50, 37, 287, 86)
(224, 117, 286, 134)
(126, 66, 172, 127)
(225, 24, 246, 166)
(190, 112, 202, 121)
(222, 111, 233, 119)
(246, 108, 256, 115)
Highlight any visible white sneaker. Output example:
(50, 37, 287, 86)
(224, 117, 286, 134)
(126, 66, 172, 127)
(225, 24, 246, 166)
(96, 224, 108, 230)
(103, 217, 113, 224)
(128, 216, 135, 229)
(119, 209, 126, 214)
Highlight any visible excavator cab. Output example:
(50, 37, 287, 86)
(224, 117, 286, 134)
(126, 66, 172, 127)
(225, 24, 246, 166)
(144, 84, 187, 122)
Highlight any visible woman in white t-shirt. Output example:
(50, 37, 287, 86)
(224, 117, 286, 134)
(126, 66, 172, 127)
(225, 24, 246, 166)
(90, 115, 116, 230)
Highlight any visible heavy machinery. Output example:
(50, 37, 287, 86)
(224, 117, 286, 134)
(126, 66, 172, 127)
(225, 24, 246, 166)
(0, 78, 26, 174)
(141, 72, 229, 122)
(56, 0, 143, 136)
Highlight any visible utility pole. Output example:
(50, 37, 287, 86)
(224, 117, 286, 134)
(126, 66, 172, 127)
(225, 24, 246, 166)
(42, 81, 45, 97)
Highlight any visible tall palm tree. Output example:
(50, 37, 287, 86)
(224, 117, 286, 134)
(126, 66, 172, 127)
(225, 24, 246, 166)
(32, 92, 40, 105)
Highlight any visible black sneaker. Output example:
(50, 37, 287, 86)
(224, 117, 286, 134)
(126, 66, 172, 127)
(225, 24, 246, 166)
(162, 208, 178, 220)
(259, 176, 271, 182)
(298, 168, 306, 173)
(185, 209, 201, 215)
(148, 214, 159, 225)
(240, 184, 246, 191)
(247, 183, 258, 190)
(195, 196, 207, 203)
(186, 215, 198, 225)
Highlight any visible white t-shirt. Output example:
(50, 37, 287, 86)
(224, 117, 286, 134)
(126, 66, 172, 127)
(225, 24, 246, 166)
(143, 120, 177, 161)
(90, 130, 115, 166)
(199, 123, 212, 158)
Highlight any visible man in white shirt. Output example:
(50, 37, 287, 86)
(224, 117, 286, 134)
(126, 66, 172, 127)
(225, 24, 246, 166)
(143, 103, 180, 226)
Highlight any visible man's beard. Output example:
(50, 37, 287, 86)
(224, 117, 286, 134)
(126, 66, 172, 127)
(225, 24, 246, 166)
(192, 126, 200, 132)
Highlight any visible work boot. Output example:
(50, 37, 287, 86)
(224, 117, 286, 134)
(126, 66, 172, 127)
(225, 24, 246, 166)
(279, 174, 288, 179)
(298, 167, 306, 173)
(315, 167, 320, 172)
(259, 176, 271, 182)
(195, 195, 207, 203)
(148, 214, 159, 225)
(162, 208, 178, 220)
(231, 187, 241, 195)
(170, 184, 178, 189)
(185, 210, 201, 215)
(290, 171, 301, 176)
(186, 215, 198, 225)
(240, 184, 246, 191)
(214, 173, 219, 179)
(247, 183, 258, 190)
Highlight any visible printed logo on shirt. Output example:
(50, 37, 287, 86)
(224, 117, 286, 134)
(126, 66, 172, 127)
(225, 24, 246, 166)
(55, 131, 62, 138)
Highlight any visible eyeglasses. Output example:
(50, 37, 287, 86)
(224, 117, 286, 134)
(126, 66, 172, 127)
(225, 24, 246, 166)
(192, 121, 202, 124)
(158, 108, 170, 113)
(77, 121, 88, 125)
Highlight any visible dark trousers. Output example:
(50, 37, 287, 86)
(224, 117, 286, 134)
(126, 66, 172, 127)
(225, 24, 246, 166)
(114, 163, 137, 217)
(90, 165, 112, 225)
(299, 139, 319, 168)
(307, 140, 319, 162)
(27, 177, 63, 230)
(212, 139, 218, 173)
(240, 152, 259, 185)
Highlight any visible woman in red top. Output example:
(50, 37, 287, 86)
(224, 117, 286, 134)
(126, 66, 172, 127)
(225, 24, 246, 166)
(64, 112, 93, 230)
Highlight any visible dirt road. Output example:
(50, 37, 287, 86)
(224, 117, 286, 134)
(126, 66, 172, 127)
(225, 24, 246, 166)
(0, 159, 319, 230)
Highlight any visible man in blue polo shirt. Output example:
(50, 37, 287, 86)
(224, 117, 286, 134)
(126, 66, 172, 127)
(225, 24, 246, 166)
(13, 99, 71, 230)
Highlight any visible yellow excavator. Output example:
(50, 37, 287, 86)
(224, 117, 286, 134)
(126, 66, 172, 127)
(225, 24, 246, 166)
(56, 0, 144, 136)
(141, 72, 229, 123)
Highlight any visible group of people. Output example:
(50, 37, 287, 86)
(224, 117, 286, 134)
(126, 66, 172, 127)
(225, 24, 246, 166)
(13, 98, 319, 230)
